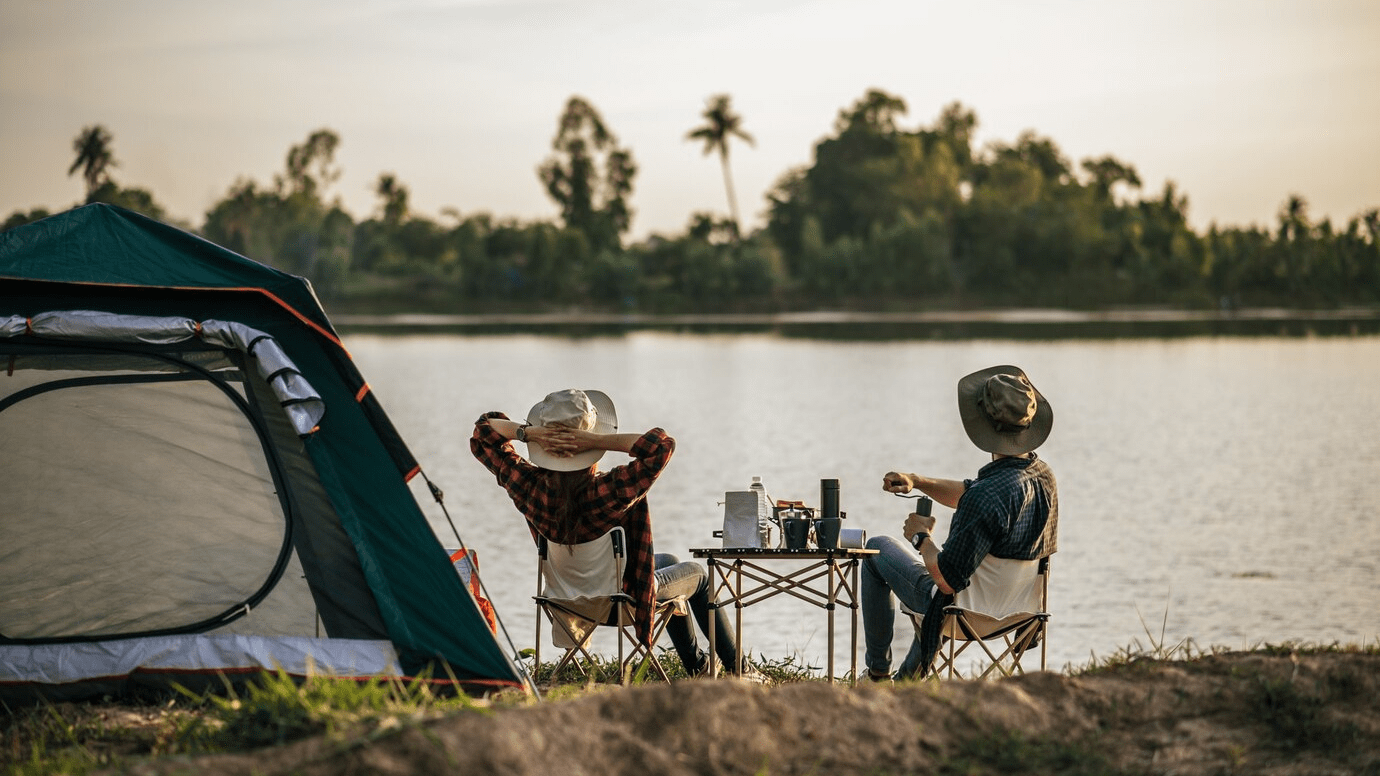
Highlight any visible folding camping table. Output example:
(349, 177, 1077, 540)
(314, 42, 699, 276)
(689, 546, 877, 685)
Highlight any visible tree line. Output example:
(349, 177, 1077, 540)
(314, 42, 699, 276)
(6, 89, 1378, 313)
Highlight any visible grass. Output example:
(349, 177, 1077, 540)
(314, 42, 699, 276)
(518, 646, 822, 687)
(1, 669, 487, 776)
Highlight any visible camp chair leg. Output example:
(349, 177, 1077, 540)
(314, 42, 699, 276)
(613, 601, 681, 684)
(536, 601, 605, 680)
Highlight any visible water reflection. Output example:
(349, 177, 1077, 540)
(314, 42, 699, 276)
(347, 330, 1380, 675)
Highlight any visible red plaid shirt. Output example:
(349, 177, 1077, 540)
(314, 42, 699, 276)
(470, 412, 675, 645)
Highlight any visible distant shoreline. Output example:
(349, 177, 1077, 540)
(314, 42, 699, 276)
(333, 307, 1380, 338)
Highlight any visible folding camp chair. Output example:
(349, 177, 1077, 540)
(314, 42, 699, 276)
(533, 526, 688, 683)
(902, 555, 1050, 679)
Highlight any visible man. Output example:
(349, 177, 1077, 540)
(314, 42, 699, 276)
(470, 388, 757, 678)
(861, 365, 1058, 680)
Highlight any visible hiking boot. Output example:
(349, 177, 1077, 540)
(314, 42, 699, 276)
(695, 654, 769, 684)
(865, 669, 894, 686)
(736, 661, 771, 685)
(692, 654, 710, 678)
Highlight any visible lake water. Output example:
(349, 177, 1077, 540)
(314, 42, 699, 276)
(345, 329, 1380, 677)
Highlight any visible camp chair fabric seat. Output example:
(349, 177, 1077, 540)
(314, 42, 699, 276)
(534, 527, 687, 684)
(902, 555, 1050, 679)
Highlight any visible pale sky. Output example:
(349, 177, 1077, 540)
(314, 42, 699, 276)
(2, 0, 1377, 240)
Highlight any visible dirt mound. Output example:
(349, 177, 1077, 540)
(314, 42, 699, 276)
(118, 651, 1380, 776)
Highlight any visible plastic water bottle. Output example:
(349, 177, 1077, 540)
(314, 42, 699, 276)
(750, 476, 767, 514)
(750, 476, 771, 546)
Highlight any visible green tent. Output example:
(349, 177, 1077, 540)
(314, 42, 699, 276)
(0, 204, 526, 701)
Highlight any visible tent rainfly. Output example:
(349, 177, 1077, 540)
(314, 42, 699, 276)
(0, 204, 527, 702)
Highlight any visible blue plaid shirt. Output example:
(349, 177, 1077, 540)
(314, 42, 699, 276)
(912, 453, 1058, 676)
(936, 454, 1058, 594)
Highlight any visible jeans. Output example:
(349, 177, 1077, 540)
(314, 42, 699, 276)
(860, 535, 939, 678)
(655, 553, 742, 672)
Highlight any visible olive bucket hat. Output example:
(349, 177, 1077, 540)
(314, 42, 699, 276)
(956, 365, 1053, 455)
(524, 388, 618, 471)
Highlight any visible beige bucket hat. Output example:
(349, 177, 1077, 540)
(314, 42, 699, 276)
(524, 388, 618, 471)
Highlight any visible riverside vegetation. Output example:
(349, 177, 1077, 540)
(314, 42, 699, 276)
(4, 641, 1378, 776)
(6, 91, 1378, 317)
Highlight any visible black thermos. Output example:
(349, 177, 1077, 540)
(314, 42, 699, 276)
(821, 478, 840, 518)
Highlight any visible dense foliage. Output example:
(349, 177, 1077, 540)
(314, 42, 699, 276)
(6, 90, 1377, 313)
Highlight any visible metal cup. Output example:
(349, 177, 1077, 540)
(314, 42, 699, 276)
(839, 527, 868, 548)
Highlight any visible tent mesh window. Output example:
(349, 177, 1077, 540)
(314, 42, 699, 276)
(0, 343, 316, 643)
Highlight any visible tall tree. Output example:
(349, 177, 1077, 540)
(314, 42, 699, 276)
(68, 125, 117, 199)
(283, 129, 342, 199)
(686, 94, 754, 237)
(375, 173, 409, 225)
(1081, 155, 1142, 202)
(538, 96, 636, 251)
(806, 88, 909, 242)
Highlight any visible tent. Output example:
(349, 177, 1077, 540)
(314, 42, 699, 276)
(0, 203, 527, 702)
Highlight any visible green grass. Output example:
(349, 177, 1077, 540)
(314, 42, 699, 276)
(169, 667, 489, 752)
(1, 669, 488, 775)
(518, 646, 822, 687)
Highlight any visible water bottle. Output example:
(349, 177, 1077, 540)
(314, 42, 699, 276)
(750, 476, 768, 515)
(750, 476, 771, 547)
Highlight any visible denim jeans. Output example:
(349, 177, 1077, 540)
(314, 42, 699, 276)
(655, 553, 741, 672)
(860, 535, 939, 678)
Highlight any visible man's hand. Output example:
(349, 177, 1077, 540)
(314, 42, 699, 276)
(526, 425, 576, 458)
(902, 512, 937, 542)
(882, 471, 913, 494)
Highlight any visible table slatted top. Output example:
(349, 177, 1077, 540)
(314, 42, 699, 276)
(690, 547, 878, 559)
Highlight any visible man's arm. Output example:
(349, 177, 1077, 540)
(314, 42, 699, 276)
(543, 428, 645, 457)
(475, 418, 643, 460)
(882, 471, 967, 509)
(919, 537, 954, 595)
(902, 511, 955, 595)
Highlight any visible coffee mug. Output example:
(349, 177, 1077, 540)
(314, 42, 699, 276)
(814, 517, 841, 549)
(783, 517, 812, 550)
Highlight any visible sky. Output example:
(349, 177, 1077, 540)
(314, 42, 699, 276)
(2, 0, 1377, 240)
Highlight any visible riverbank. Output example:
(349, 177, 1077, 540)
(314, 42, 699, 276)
(7, 646, 1376, 775)
(331, 306, 1380, 339)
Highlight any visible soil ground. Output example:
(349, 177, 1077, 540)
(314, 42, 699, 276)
(8, 650, 1379, 775)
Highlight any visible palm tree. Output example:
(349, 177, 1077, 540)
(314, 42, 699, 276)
(375, 173, 409, 225)
(68, 125, 117, 199)
(687, 94, 754, 237)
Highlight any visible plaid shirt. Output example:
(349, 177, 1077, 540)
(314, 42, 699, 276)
(917, 453, 1058, 676)
(470, 412, 675, 646)
(937, 454, 1059, 589)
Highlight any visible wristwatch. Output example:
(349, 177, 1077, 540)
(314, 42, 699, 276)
(910, 532, 929, 550)
(515, 423, 529, 443)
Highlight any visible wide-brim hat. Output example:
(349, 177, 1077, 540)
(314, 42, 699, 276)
(957, 365, 1053, 455)
(525, 389, 618, 471)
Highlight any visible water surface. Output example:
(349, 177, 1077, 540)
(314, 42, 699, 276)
(348, 331, 1380, 675)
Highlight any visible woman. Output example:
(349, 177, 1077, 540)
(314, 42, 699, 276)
(470, 388, 753, 678)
